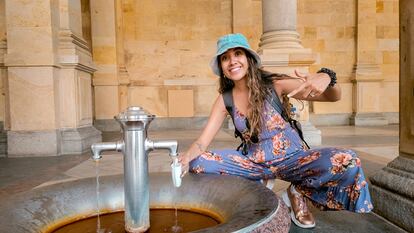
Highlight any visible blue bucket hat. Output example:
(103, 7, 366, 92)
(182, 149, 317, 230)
(210, 33, 261, 76)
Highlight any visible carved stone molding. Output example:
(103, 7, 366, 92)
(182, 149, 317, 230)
(58, 30, 96, 74)
(258, 30, 303, 51)
(59, 29, 90, 52)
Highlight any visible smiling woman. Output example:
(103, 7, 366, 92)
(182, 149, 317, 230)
(220, 48, 249, 82)
(178, 33, 373, 229)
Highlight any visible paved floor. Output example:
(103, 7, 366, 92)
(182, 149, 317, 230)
(0, 125, 408, 232)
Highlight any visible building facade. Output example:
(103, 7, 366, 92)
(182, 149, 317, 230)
(0, 1, 400, 151)
(1, 1, 414, 232)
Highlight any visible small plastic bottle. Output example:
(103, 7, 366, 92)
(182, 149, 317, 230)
(171, 157, 182, 188)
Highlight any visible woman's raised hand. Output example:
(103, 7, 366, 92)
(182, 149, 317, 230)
(287, 69, 331, 99)
(178, 153, 190, 177)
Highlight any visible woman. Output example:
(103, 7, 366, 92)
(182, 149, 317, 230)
(178, 33, 373, 229)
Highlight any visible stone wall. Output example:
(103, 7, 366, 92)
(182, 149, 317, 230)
(376, 0, 399, 113)
(90, 0, 399, 125)
(297, 0, 399, 121)
(297, 0, 356, 115)
(92, 0, 263, 120)
(121, 0, 230, 117)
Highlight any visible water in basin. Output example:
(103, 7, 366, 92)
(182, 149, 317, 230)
(50, 209, 221, 233)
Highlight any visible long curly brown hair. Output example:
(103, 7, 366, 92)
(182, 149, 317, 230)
(218, 49, 293, 141)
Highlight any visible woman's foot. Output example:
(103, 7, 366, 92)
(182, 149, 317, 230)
(281, 185, 315, 229)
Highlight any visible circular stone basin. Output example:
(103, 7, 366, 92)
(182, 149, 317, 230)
(0, 173, 290, 233)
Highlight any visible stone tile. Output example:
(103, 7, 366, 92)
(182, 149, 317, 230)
(377, 0, 385, 13)
(289, 210, 407, 233)
(352, 145, 398, 160)
(318, 125, 398, 137)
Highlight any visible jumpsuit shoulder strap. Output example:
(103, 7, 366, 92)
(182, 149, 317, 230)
(222, 89, 234, 115)
(222, 89, 243, 138)
(222, 89, 248, 154)
(267, 87, 289, 121)
(267, 86, 310, 149)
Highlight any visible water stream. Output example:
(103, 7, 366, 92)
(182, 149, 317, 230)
(170, 201, 182, 233)
(95, 161, 103, 233)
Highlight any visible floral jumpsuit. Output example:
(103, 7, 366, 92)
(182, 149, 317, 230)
(189, 100, 373, 213)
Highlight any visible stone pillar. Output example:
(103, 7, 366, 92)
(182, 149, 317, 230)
(90, 0, 122, 132)
(258, 0, 320, 146)
(57, 0, 101, 154)
(350, 0, 387, 126)
(259, 0, 302, 50)
(4, 0, 100, 156)
(369, 1, 414, 232)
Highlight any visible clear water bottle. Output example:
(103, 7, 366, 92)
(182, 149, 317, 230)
(171, 156, 182, 187)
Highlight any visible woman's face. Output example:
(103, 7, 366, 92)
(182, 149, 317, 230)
(220, 48, 249, 82)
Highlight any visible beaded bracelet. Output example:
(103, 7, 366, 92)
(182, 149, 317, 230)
(317, 67, 337, 87)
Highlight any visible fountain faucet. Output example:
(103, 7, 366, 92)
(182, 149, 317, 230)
(146, 139, 178, 157)
(90, 106, 180, 233)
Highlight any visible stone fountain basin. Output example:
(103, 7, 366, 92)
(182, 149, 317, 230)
(0, 173, 290, 233)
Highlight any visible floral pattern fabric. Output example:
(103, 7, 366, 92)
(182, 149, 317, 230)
(189, 100, 373, 213)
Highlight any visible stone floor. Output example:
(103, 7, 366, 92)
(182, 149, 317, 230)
(0, 125, 408, 233)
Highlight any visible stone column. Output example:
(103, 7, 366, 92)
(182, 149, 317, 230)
(57, 0, 100, 154)
(4, 0, 100, 156)
(258, 0, 320, 146)
(350, 0, 387, 125)
(90, 0, 122, 132)
(369, 1, 414, 232)
(259, 0, 302, 50)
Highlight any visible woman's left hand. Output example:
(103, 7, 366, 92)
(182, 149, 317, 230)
(287, 69, 331, 99)
(178, 153, 190, 177)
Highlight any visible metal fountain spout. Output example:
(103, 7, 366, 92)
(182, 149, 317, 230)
(91, 141, 123, 160)
(90, 106, 180, 233)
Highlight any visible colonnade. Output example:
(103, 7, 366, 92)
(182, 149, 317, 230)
(0, 1, 412, 231)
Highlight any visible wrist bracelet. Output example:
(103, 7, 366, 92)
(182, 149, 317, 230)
(317, 67, 337, 87)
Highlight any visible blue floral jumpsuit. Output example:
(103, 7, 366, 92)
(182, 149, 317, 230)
(189, 100, 373, 213)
